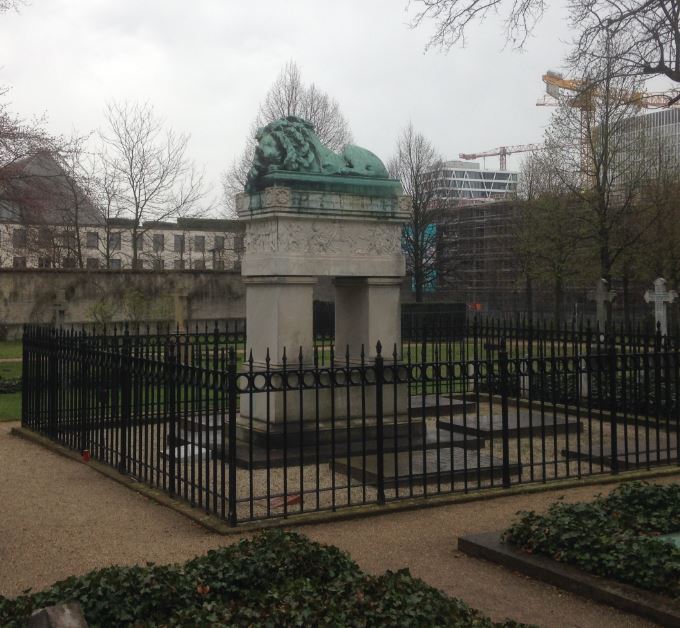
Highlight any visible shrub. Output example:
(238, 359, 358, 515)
(0, 531, 528, 627)
(503, 481, 680, 597)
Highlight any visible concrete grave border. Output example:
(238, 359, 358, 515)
(11, 425, 680, 535)
(458, 532, 680, 627)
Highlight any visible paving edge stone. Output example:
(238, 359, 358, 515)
(458, 532, 680, 627)
(10, 425, 680, 535)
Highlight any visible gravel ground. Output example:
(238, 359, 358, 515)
(1, 420, 674, 627)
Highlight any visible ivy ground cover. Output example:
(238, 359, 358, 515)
(503, 481, 680, 597)
(1, 530, 527, 627)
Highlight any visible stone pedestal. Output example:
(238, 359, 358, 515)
(335, 277, 402, 359)
(236, 178, 413, 449)
(244, 276, 317, 364)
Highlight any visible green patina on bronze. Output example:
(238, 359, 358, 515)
(245, 116, 401, 197)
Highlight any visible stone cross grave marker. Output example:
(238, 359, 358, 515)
(587, 278, 616, 329)
(644, 277, 677, 336)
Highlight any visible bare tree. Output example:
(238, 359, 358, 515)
(388, 123, 444, 302)
(571, 1, 680, 95)
(410, 0, 680, 93)
(0, 0, 23, 12)
(541, 37, 658, 323)
(409, 0, 547, 49)
(222, 61, 352, 212)
(100, 102, 206, 265)
(514, 152, 585, 322)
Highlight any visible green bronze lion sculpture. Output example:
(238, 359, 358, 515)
(245, 116, 389, 193)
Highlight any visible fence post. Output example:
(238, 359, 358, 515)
(227, 348, 238, 526)
(118, 326, 131, 474)
(375, 341, 385, 505)
(609, 340, 619, 474)
(167, 340, 177, 496)
(48, 328, 58, 440)
(78, 331, 87, 455)
(21, 326, 28, 427)
(499, 338, 511, 488)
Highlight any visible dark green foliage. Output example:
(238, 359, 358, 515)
(0, 377, 21, 394)
(503, 481, 680, 597)
(0, 531, 527, 627)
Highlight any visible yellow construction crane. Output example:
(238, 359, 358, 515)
(458, 144, 541, 170)
(537, 71, 680, 110)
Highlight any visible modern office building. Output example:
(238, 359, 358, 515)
(430, 160, 519, 205)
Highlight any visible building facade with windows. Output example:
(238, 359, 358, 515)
(430, 160, 519, 205)
(0, 151, 244, 271)
(4, 218, 244, 271)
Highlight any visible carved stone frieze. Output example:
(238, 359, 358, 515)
(244, 218, 401, 257)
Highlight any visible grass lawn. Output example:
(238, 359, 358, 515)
(0, 340, 22, 360)
(0, 392, 21, 421)
(0, 361, 22, 379)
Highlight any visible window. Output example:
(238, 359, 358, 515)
(38, 257, 52, 268)
(233, 235, 244, 254)
(61, 230, 76, 249)
(153, 233, 165, 252)
(213, 235, 225, 251)
(86, 231, 98, 248)
(13, 228, 26, 248)
(132, 259, 145, 270)
(38, 228, 52, 247)
(62, 257, 76, 269)
(86, 257, 99, 269)
(194, 235, 205, 252)
(193, 259, 206, 270)
(214, 259, 225, 271)
(135, 233, 144, 251)
(152, 259, 165, 271)
(173, 259, 185, 270)
(109, 232, 121, 251)
(109, 258, 122, 270)
(174, 234, 185, 253)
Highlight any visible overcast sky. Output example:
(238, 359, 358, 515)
(1, 1, 586, 213)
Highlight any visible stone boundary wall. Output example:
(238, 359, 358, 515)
(0, 269, 246, 338)
(0, 270, 415, 339)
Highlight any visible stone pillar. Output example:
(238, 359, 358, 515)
(244, 276, 317, 364)
(335, 277, 403, 359)
(173, 293, 190, 333)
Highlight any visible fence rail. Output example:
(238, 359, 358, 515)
(22, 323, 680, 525)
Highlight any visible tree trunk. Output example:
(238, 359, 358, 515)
(525, 274, 533, 322)
(622, 272, 631, 330)
(554, 276, 563, 326)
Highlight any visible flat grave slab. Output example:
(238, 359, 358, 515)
(438, 411, 582, 439)
(408, 394, 477, 418)
(458, 532, 680, 627)
(563, 445, 679, 469)
(176, 423, 484, 469)
(562, 431, 678, 469)
(332, 447, 521, 488)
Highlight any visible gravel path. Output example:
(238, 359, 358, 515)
(1, 420, 672, 627)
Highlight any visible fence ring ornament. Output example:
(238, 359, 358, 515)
(349, 368, 364, 385)
(303, 371, 318, 388)
(334, 370, 348, 386)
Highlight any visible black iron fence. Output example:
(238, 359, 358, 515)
(22, 324, 680, 526)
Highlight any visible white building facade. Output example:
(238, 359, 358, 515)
(1, 217, 244, 271)
(430, 160, 519, 204)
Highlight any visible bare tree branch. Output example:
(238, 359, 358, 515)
(222, 61, 352, 213)
(99, 101, 207, 265)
